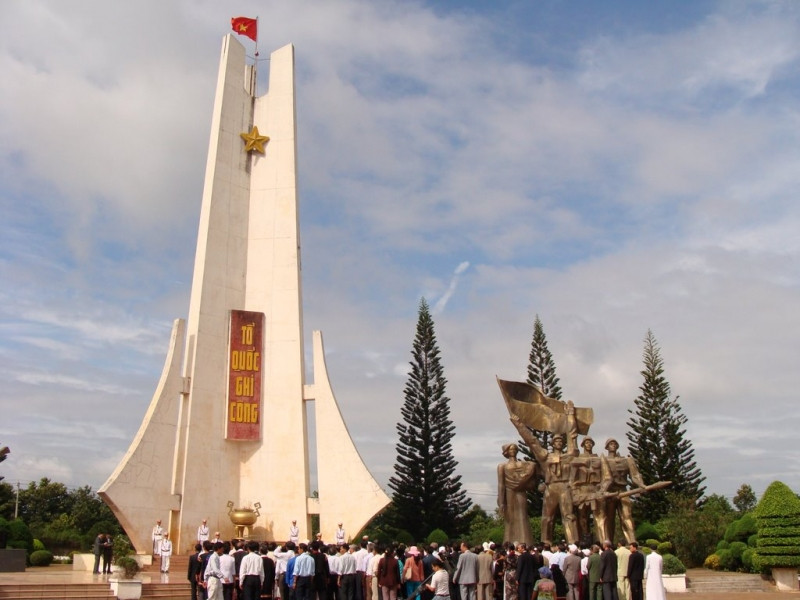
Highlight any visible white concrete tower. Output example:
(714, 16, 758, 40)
(100, 36, 389, 553)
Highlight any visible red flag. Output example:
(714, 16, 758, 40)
(231, 17, 257, 42)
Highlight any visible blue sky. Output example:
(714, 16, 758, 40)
(1, 0, 799, 510)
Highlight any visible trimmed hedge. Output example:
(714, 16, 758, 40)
(30, 550, 54, 567)
(754, 481, 800, 570)
(662, 553, 686, 575)
(759, 525, 800, 537)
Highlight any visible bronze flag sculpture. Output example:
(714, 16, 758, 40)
(497, 378, 670, 545)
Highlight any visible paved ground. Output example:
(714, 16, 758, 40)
(0, 563, 166, 584)
(2, 564, 800, 598)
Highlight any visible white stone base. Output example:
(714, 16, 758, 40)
(72, 553, 93, 571)
(662, 574, 686, 593)
(772, 567, 799, 591)
(110, 578, 142, 600)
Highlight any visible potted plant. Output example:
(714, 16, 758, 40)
(661, 553, 687, 592)
(753, 481, 800, 591)
(110, 536, 142, 600)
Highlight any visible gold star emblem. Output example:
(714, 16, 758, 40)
(240, 126, 270, 154)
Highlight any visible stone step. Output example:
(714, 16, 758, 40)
(142, 582, 193, 599)
(686, 572, 771, 593)
(0, 581, 194, 600)
(0, 583, 115, 600)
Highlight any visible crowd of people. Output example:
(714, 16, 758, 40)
(174, 533, 666, 600)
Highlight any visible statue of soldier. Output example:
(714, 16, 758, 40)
(511, 404, 579, 544)
(598, 438, 646, 543)
(568, 435, 604, 544)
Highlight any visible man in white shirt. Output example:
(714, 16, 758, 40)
(239, 541, 266, 600)
(205, 543, 227, 600)
(198, 519, 210, 544)
(368, 544, 382, 600)
(152, 519, 164, 556)
(220, 542, 236, 599)
(338, 545, 357, 600)
(292, 543, 317, 600)
(290, 520, 300, 544)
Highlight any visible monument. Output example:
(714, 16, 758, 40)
(497, 378, 669, 544)
(99, 36, 390, 553)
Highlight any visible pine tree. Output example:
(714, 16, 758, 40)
(627, 330, 706, 522)
(517, 315, 562, 516)
(388, 299, 471, 539)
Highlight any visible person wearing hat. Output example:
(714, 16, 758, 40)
(335, 523, 346, 546)
(198, 518, 210, 544)
(289, 520, 300, 544)
(599, 438, 646, 543)
(510, 411, 579, 545)
(569, 436, 604, 543)
(152, 519, 164, 557)
(532, 566, 556, 600)
(403, 547, 424, 599)
(562, 545, 581, 600)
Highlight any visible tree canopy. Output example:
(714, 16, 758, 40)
(627, 330, 705, 522)
(387, 298, 471, 539)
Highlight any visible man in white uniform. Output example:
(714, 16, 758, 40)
(152, 519, 164, 557)
(198, 519, 210, 544)
(159, 532, 173, 572)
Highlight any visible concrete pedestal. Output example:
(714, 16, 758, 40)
(0, 549, 25, 573)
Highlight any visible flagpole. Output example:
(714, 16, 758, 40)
(254, 16, 259, 94)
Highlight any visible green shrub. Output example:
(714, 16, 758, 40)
(754, 482, 800, 571)
(662, 553, 686, 575)
(115, 556, 140, 579)
(426, 529, 449, 545)
(30, 550, 53, 567)
(717, 548, 735, 571)
(635, 521, 660, 543)
(657, 541, 673, 555)
(646, 538, 660, 549)
(33, 539, 45, 552)
(742, 548, 756, 572)
(7, 519, 33, 553)
(112, 535, 133, 559)
(747, 534, 758, 547)
(703, 553, 721, 570)
(729, 541, 747, 561)
(716, 540, 730, 551)
(395, 530, 413, 546)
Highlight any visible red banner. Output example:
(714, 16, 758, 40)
(227, 310, 264, 440)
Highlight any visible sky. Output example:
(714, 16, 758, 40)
(1, 0, 799, 513)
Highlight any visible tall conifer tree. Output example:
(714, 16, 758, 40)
(388, 299, 471, 539)
(519, 315, 563, 515)
(627, 330, 706, 522)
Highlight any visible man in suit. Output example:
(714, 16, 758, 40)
(587, 545, 602, 600)
(515, 544, 537, 600)
(189, 543, 204, 600)
(615, 541, 630, 600)
(599, 541, 618, 600)
(562, 545, 582, 600)
(626, 543, 644, 600)
(476, 546, 494, 600)
(453, 542, 479, 600)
